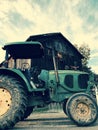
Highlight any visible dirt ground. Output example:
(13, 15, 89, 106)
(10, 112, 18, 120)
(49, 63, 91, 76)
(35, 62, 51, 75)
(10, 110, 98, 130)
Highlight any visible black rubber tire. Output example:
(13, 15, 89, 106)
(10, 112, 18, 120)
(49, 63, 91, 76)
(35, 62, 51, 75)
(0, 75, 28, 129)
(66, 93, 98, 126)
(63, 99, 68, 115)
(22, 107, 34, 120)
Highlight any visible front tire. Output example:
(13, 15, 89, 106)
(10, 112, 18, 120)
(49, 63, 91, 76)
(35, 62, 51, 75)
(0, 75, 28, 129)
(66, 93, 98, 126)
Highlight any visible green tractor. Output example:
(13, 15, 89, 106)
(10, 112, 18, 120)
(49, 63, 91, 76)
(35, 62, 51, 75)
(0, 41, 98, 129)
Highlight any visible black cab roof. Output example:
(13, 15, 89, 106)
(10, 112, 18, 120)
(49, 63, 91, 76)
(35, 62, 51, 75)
(3, 41, 44, 59)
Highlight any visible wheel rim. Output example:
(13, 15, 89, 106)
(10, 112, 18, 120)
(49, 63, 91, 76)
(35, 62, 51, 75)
(76, 102, 90, 117)
(0, 88, 12, 116)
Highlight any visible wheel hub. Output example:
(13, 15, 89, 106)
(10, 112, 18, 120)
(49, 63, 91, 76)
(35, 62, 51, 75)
(0, 88, 12, 116)
(76, 102, 90, 117)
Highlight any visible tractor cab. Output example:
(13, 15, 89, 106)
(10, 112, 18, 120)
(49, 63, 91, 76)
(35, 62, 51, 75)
(2, 41, 44, 69)
(1, 41, 46, 89)
(1, 41, 64, 89)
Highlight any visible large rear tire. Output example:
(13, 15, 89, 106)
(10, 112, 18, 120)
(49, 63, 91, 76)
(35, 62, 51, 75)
(66, 93, 98, 126)
(0, 75, 28, 129)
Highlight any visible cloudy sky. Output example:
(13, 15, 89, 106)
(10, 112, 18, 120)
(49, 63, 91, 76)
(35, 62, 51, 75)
(0, 0, 98, 73)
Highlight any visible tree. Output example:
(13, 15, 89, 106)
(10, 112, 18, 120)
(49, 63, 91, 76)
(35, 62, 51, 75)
(74, 43, 91, 72)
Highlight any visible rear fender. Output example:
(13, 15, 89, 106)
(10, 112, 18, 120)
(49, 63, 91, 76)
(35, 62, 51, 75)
(0, 68, 33, 92)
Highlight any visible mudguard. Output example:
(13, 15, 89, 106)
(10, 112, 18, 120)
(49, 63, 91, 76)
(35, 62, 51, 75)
(0, 68, 33, 92)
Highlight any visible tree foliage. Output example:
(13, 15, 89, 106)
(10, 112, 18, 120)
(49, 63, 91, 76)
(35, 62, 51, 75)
(74, 43, 91, 72)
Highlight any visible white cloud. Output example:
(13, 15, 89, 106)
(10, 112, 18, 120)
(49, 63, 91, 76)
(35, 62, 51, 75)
(0, 0, 97, 48)
(90, 52, 98, 59)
